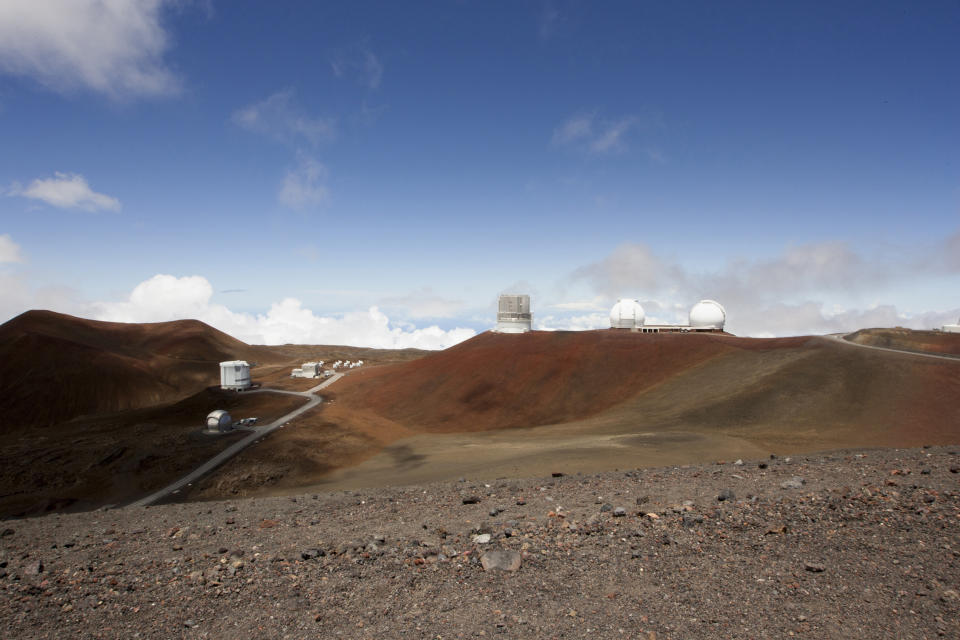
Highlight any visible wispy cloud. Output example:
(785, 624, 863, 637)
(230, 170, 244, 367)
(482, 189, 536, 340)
(537, 2, 561, 40)
(232, 89, 336, 146)
(552, 113, 640, 154)
(0, 234, 23, 264)
(7, 172, 121, 212)
(278, 154, 329, 211)
(331, 39, 383, 89)
(380, 288, 466, 319)
(0, 0, 181, 100)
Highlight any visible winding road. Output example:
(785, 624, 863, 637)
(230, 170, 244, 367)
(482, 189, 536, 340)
(825, 333, 960, 363)
(131, 373, 344, 508)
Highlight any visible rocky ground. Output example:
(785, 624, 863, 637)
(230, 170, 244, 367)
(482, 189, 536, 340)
(1, 445, 958, 639)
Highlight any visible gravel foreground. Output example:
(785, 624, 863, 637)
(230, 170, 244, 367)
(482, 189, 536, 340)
(2, 446, 959, 639)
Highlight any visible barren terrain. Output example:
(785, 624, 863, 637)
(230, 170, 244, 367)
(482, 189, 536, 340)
(0, 311, 427, 517)
(2, 447, 958, 639)
(187, 331, 960, 501)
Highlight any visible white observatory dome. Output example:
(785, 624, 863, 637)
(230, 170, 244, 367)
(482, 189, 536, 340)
(610, 299, 645, 329)
(689, 300, 726, 330)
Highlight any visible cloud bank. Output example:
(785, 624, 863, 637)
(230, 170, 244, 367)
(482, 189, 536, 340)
(7, 172, 121, 212)
(92, 274, 475, 350)
(564, 239, 960, 337)
(0, 0, 180, 99)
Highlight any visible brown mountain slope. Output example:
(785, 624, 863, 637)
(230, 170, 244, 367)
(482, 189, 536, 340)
(330, 330, 808, 432)
(0, 310, 286, 429)
(187, 331, 960, 498)
(848, 327, 960, 357)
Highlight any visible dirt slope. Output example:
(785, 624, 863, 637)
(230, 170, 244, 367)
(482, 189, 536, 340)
(0, 388, 307, 518)
(188, 331, 960, 499)
(334, 330, 806, 433)
(0, 310, 286, 429)
(3, 447, 959, 639)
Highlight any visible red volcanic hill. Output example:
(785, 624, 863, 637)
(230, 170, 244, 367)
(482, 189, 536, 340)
(0, 310, 285, 429)
(335, 330, 808, 433)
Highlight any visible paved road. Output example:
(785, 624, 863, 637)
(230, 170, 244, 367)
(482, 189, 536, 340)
(131, 373, 344, 508)
(824, 333, 960, 363)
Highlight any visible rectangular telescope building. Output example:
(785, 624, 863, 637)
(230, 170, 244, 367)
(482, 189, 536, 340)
(495, 294, 532, 333)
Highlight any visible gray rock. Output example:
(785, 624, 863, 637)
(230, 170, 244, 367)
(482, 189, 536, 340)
(480, 550, 522, 572)
(471, 533, 492, 544)
(600, 503, 613, 512)
(682, 513, 704, 527)
(804, 562, 825, 573)
(781, 477, 805, 490)
(300, 548, 324, 560)
(612, 507, 627, 517)
(717, 488, 735, 502)
(462, 496, 481, 504)
(23, 559, 42, 575)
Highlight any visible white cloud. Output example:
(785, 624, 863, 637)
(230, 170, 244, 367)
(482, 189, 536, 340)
(232, 89, 336, 146)
(0, 0, 180, 99)
(536, 312, 608, 331)
(0, 234, 23, 263)
(566, 237, 960, 337)
(331, 40, 383, 89)
(91, 274, 475, 350)
(7, 172, 121, 212)
(552, 113, 638, 154)
(278, 155, 329, 210)
(380, 288, 466, 319)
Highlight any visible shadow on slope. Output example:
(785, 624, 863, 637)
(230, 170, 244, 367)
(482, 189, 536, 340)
(0, 310, 286, 429)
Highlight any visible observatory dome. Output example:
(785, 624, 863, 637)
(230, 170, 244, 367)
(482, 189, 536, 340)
(206, 409, 233, 433)
(689, 300, 726, 330)
(610, 299, 645, 329)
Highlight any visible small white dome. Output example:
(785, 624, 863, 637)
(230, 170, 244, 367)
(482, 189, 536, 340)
(206, 409, 233, 431)
(610, 299, 645, 329)
(689, 300, 726, 329)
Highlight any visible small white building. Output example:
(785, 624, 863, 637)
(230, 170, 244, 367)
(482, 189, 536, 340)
(220, 360, 251, 390)
(206, 409, 233, 433)
(943, 317, 960, 333)
(495, 294, 532, 333)
(301, 362, 321, 377)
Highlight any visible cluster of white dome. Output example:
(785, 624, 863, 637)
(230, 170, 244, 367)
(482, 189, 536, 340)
(609, 299, 726, 331)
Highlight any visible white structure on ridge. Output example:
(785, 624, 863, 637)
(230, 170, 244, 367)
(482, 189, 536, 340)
(609, 299, 645, 329)
(609, 299, 726, 333)
(495, 294, 532, 333)
(219, 360, 251, 390)
(943, 317, 960, 333)
(292, 362, 322, 378)
(689, 300, 727, 330)
(206, 409, 233, 433)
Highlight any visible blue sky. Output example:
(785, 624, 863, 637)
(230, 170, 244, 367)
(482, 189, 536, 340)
(1, 1, 958, 347)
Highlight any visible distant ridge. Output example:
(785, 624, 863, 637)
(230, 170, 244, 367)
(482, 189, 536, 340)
(0, 310, 285, 429)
